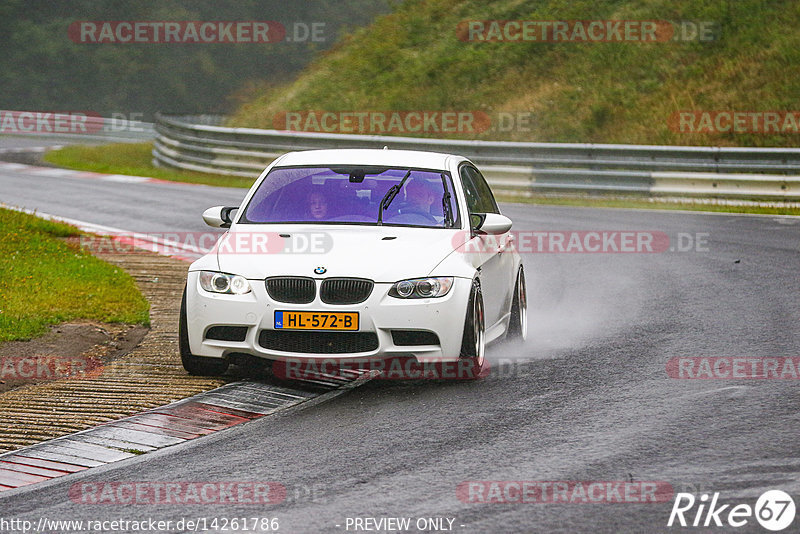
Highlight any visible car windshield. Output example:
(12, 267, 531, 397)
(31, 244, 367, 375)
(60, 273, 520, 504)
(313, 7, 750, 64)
(240, 166, 460, 228)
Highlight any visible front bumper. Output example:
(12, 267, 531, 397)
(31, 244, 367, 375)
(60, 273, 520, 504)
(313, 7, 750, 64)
(184, 272, 472, 363)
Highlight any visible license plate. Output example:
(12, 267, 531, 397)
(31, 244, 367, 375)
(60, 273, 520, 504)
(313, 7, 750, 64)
(274, 311, 359, 331)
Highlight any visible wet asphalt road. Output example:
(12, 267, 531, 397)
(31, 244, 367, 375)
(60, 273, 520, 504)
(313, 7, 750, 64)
(1, 167, 799, 533)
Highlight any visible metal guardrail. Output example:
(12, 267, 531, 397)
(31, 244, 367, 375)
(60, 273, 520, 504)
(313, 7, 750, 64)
(153, 113, 800, 199)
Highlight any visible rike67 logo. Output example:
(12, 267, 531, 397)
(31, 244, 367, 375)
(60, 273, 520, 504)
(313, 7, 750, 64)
(668, 490, 796, 531)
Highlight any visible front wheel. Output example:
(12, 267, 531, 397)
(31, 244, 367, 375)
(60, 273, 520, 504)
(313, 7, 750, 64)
(179, 285, 229, 376)
(506, 266, 527, 342)
(459, 279, 486, 380)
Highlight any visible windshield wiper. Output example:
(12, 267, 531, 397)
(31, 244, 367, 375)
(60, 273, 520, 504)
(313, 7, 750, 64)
(440, 172, 454, 228)
(377, 169, 412, 225)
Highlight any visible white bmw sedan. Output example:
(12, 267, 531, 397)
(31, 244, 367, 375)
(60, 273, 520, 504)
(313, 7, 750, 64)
(180, 149, 526, 379)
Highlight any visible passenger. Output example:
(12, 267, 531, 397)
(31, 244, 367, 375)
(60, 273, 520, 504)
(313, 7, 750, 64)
(308, 190, 328, 220)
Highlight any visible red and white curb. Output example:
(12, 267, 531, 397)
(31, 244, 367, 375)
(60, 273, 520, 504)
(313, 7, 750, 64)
(0, 157, 379, 493)
(0, 371, 375, 492)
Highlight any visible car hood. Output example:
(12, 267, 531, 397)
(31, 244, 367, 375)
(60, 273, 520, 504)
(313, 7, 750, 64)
(213, 225, 468, 282)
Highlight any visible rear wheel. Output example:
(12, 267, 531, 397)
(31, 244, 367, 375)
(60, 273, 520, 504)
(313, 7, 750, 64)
(179, 286, 229, 376)
(507, 266, 527, 342)
(459, 279, 486, 380)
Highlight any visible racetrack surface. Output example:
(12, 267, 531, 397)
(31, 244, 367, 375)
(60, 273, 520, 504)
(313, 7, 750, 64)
(0, 164, 246, 232)
(1, 167, 799, 532)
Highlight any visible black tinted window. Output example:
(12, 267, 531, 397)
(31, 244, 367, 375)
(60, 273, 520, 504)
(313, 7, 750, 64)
(459, 165, 499, 214)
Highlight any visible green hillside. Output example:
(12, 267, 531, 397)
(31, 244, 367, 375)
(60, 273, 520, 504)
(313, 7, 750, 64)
(229, 0, 800, 147)
(0, 0, 389, 117)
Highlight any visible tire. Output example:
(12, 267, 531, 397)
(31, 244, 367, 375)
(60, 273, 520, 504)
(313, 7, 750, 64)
(179, 285, 229, 376)
(459, 279, 486, 380)
(506, 266, 527, 342)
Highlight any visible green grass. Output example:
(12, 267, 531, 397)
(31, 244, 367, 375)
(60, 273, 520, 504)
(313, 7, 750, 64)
(43, 143, 257, 189)
(496, 193, 800, 216)
(0, 208, 150, 343)
(229, 0, 800, 148)
(121, 448, 147, 455)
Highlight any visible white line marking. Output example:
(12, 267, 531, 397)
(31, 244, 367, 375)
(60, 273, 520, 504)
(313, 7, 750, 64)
(103, 174, 152, 183)
(0, 162, 29, 171)
(26, 168, 77, 177)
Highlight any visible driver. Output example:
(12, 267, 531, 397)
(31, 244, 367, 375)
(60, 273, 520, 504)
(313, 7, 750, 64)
(401, 179, 436, 219)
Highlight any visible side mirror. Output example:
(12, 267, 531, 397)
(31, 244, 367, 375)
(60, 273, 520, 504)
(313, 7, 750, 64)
(203, 206, 239, 228)
(473, 213, 512, 235)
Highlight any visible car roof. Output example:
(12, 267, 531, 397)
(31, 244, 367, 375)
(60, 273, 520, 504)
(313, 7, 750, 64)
(272, 149, 463, 170)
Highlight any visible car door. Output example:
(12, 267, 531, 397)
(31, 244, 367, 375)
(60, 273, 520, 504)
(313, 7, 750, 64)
(459, 164, 514, 331)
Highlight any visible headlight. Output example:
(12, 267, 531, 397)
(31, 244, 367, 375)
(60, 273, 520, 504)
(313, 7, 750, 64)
(389, 277, 453, 299)
(199, 271, 252, 295)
